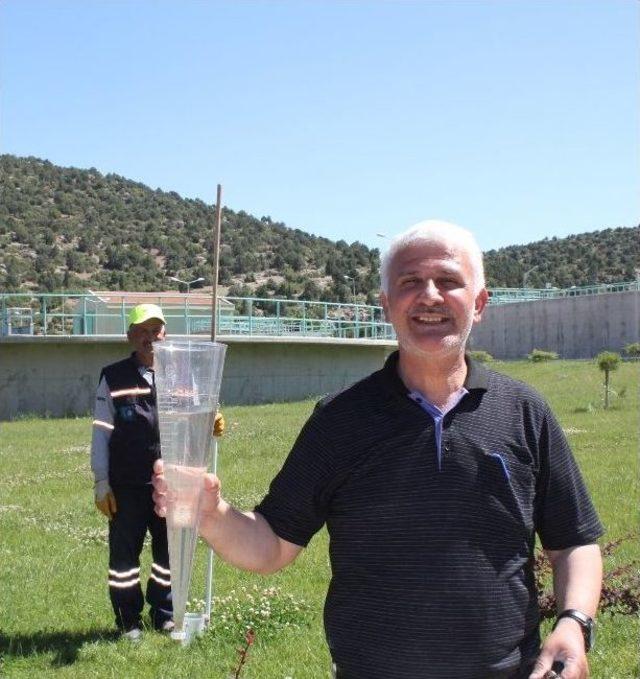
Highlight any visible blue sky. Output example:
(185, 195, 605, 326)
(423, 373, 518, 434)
(1, 1, 638, 252)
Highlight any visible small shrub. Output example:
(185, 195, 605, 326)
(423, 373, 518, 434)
(468, 350, 493, 363)
(597, 351, 622, 371)
(596, 351, 621, 409)
(527, 349, 559, 362)
(623, 342, 640, 358)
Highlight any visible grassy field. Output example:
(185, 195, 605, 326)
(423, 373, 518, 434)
(0, 360, 638, 678)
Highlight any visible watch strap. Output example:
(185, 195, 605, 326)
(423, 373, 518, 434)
(553, 609, 594, 652)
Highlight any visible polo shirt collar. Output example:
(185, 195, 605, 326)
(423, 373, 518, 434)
(381, 350, 489, 397)
(463, 354, 489, 392)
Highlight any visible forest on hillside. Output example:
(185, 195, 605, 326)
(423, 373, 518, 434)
(1, 155, 638, 301)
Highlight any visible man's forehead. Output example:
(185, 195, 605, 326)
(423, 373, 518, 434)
(391, 242, 468, 271)
(132, 318, 165, 330)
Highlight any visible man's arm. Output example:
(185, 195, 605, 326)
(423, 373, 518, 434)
(152, 460, 302, 574)
(529, 543, 602, 679)
(91, 376, 117, 519)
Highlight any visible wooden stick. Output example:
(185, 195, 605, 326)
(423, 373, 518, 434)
(205, 183, 223, 627)
(210, 184, 222, 341)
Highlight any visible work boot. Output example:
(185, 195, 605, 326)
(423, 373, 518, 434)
(122, 627, 142, 642)
(157, 620, 175, 634)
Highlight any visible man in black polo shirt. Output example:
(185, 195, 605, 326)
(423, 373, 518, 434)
(153, 221, 603, 678)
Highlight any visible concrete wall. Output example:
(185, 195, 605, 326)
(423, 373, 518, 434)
(0, 335, 395, 420)
(470, 290, 639, 359)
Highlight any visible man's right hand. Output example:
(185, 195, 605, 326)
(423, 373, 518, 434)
(152, 459, 301, 574)
(151, 459, 223, 520)
(94, 480, 117, 519)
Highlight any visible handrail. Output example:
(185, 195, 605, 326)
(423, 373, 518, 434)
(0, 292, 395, 340)
(489, 280, 639, 303)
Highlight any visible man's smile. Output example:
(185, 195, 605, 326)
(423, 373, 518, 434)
(411, 313, 449, 324)
(409, 308, 452, 325)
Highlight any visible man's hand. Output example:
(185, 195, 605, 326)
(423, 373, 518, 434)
(529, 619, 588, 679)
(94, 479, 117, 520)
(532, 544, 601, 679)
(152, 458, 302, 574)
(200, 470, 223, 519)
(152, 458, 223, 519)
(152, 459, 168, 517)
(214, 411, 225, 437)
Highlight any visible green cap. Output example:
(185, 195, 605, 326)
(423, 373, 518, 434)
(127, 303, 166, 328)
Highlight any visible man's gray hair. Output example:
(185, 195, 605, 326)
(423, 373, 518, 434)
(379, 219, 486, 294)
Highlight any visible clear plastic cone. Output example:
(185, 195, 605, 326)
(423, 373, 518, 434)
(154, 340, 227, 635)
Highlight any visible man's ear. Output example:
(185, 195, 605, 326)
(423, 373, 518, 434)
(380, 291, 389, 321)
(473, 288, 489, 322)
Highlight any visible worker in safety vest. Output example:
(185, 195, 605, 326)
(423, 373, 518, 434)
(91, 303, 224, 640)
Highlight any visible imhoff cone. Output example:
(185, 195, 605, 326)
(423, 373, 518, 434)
(154, 340, 227, 635)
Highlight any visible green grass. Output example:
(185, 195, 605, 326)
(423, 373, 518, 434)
(0, 360, 638, 678)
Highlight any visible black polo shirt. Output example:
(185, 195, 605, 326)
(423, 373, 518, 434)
(256, 352, 603, 679)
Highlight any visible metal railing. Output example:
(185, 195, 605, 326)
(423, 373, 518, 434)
(489, 280, 639, 304)
(0, 280, 637, 338)
(0, 293, 395, 340)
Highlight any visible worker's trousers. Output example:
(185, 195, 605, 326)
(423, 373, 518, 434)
(108, 485, 173, 631)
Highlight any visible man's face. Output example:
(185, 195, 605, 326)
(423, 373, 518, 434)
(380, 241, 488, 359)
(127, 318, 166, 366)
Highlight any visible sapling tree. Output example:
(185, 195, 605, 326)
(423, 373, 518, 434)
(596, 351, 621, 409)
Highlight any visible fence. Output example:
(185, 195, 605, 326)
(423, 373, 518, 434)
(0, 293, 395, 340)
(489, 280, 639, 304)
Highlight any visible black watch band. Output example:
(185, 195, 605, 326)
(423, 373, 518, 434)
(553, 609, 595, 652)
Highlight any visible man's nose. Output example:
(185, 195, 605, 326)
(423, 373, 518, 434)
(419, 280, 443, 303)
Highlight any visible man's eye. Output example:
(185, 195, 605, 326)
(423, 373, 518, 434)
(400, 278, 419, 286)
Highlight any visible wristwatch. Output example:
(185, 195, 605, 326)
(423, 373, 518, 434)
(553, 609, 595, 652)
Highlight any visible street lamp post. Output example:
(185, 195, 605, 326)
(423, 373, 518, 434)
(343, 275, 356, 304)
(168, 275, 205, 294)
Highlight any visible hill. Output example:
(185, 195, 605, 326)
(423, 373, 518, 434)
(1, 154, 637, 300)
(484, 228, 639, 289)
(0, 155, 379, 303)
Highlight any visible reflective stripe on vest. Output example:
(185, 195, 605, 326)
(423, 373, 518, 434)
(110, 387, 152, 398)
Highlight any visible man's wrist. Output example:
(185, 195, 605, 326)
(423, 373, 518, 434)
(553, 609, 595, 652)
(199, 498, 226, 533)
(94, 479, 112, 501)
